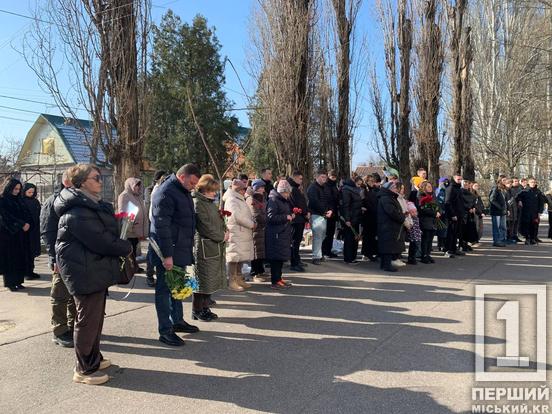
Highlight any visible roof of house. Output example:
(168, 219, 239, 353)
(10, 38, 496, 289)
(354, 164, 385, 178)
(40, 114, 110, 164)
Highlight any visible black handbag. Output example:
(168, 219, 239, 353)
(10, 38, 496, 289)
(119, 253, 138, 285)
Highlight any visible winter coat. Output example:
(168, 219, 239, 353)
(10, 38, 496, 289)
(265, 190, 292, 261)
(445, 181, 464, 219)
(546, 193, 552, 213)
(362, 186, 379, 232)
(377, 187, 406, 255)
(225, 188, 254, 263)
(117, 177, 149, 239)
(54, 188, 131, 295)
(40, 185, 63, 267)
(516, 187, 546, 222)
(0, 179, 32, 278)
(307, 181, 329, 216)
(22, 183, 42, 258)
(474, 193, 485, 217)
(418, 192, 438, 231)
(287, 177, 308, 224)
(489, 186, 507, 216)
(324, 178, 340, 215)
(193, 191, 227, 294)
(150, 174, 196, 267)
(462, 188, 476, 219)
(505, 188, 520, 221)
(246, 192, 266, 260)
(340, 179, 363, 226)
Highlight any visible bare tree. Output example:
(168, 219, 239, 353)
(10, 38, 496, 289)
(371, 0, 413, 187)
(22, 0, 151, 195)
(413, 0, 445, 184)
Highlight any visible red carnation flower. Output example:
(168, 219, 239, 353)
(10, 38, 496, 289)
(293, 207, 303, 215)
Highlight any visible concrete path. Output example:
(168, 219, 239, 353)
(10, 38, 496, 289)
(1, 227, 552, 413)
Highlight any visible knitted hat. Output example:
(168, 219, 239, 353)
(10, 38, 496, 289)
(252, 179, 266, 191)
(438, 177, 448, 184)
(277, 180, 292, 193)
(231, 179, 246, 191)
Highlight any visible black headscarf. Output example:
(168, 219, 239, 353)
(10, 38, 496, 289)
(23, 182, 37, 199)
(2, 178, 23, 199)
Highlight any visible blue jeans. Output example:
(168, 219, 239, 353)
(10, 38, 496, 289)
(311, 215, 327, 259)
(154, 262, 184, 335)
(491, 215, 507, 244)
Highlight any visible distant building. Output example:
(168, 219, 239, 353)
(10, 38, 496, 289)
(17, 114, 114, 201)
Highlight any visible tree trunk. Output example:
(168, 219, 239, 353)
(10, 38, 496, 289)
(398, 1, 412, 190)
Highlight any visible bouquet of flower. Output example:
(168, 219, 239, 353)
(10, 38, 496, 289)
(293, 207, 303, 215)
(339, 215, 361, 241)
(419, 195, 447, 230)
(148, 237, 199, 301)
(115, 201, 139, 239)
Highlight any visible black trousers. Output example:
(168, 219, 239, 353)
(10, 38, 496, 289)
(192, 292, 211, 311)
(361, 223, 378, 258)
(269, 260, 283, 284)
(250, 259, 265, 276)
(73, 290, 106, 375)
(343, 225, 359, 263)
(380, 254, 394, 270)
(421, 230, 435, 259)
(549, 212, 552, 239)
(408, 240, 420, 261)
(322, 217, 337, 256)
(290, 222, 305, 266)
(445, 219, 461, 253)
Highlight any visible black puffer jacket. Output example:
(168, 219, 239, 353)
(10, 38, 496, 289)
(287, 177, 308, 224)
(462, 188, 476, 220)
(307, 181, 328, 216)
(40, 185, 63, 267)
(341, 179, 363, 225)
(445, 180, 464, 219)
(265, 190, 292, 261)
(324, 178, 340, 215)
(377, 188, 406, 255)
(417, 191, 438, 231)
(54, 188, 131, 295)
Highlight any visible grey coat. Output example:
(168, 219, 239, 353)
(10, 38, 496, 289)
(193, 192, 227, 294)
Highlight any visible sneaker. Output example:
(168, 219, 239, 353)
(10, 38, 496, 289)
(73, 369, 109, 385)
(146, 275, 156, 287)
(420, 257, 431, 264)
(453, 250, 466, 256)
(345, 260, 360, 265)
(280, 278, 292, 286)
(327, 253, 339, 258)
(53, 332, 74, 348)
(391, 260, 406, 268)
(99, 359, 111, 370)
(406, 259, 417, 265)
(444, 251, 456, 258)
(253, 274, 270, 282)
(271, 280, 291, 290)
(312, 259, 322, 265)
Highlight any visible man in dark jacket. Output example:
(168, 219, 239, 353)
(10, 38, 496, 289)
(40, 169, 76, 348)
(361, 173, 381, 261)
(322, 170, 340, 258)
(307, 170, 332, 264)
(341, 177, 363, 264)
(509, 177, 523, 242)
(260, 168, 274, 198)
(444, 173, 466, 257)
(516, 177, 547, 245)
(150, 164, 201, 346)
(287, 171, 309, 272)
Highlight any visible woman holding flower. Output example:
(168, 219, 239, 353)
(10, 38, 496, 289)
(192, 175, 228, 321)
(418, 181, 440, 264)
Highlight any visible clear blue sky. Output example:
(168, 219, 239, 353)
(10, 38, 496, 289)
(0, 0, 382, 168)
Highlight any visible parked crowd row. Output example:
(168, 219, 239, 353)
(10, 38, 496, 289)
(1, 164, 551, 386)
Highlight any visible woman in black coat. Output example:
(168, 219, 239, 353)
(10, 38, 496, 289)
(266, 182, 293, 290)
(377, 181, 406, 272)
(341, 177, 363, 264)
(0, 178, 32, 291)
(417, 181, 439, 264)
(361, 173, 381, 261)
(55, 164, 131, 386)
(22, 183, 42, 280)
(516, 178, 546, 244)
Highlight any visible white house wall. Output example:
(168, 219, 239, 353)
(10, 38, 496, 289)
(19, 120, 74, 167)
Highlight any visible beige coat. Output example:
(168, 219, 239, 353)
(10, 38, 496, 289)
(117, 178, 149, 239)
(225, 188, 254, 263)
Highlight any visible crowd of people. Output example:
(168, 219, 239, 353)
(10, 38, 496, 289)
(1, 163, 552, 386)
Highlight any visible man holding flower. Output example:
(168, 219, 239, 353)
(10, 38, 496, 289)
(287, 171, 309, 272)
(150, 164, 201, 347)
